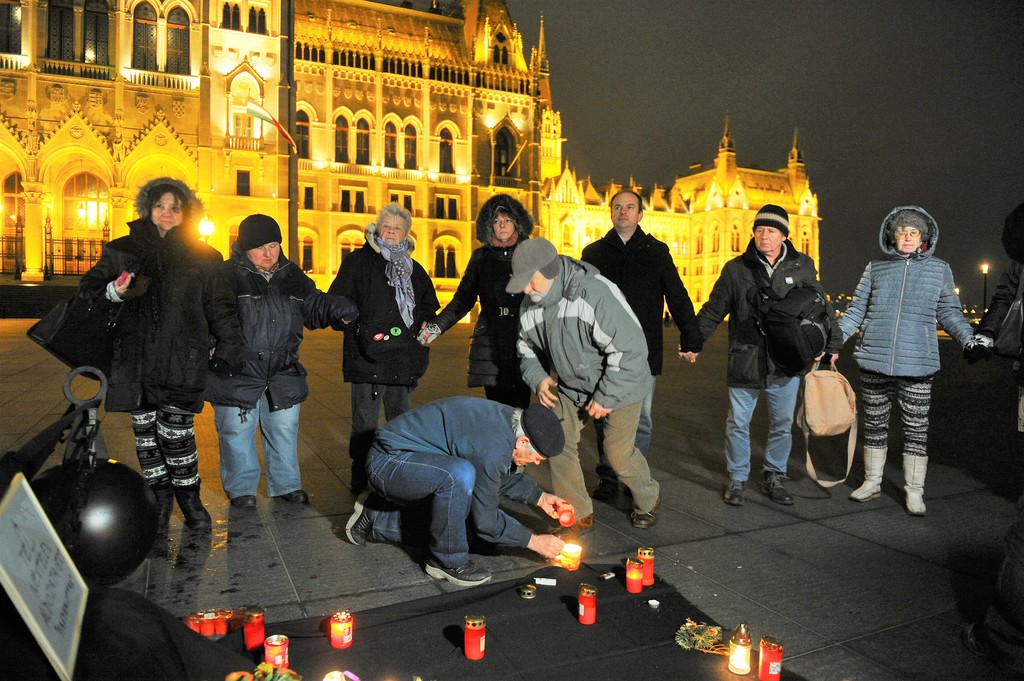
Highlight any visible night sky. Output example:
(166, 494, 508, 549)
(505, 0, 1024, 306)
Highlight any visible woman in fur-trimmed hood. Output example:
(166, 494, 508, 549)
(417, 193, 535, 408)
(77, 176, 242, 530)
(837, 205, 973, 517)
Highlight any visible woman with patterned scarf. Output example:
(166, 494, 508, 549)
(416, 193, 534, 409)
(329, 203, 439, 493)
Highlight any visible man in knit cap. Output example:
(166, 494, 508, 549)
(690, 205, 842, 506)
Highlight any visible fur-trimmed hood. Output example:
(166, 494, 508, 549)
(363, 221, 414, 255)
(475, 194, 534, 244)
(134, 177, 204, 226)
(879, 205, 938, 259)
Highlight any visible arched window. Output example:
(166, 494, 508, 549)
(132, 3, 158, 71)
(334, 115, 349, 163)
(355, 119, 370, 165)
(83, 0, 108, 65)
(296, 111, 310, 159)
(301, 236, 313, 272)
(256, 8, 267, 34)
(63, 173, 109, 235)
(221, 3, 232, 29)
(403, 124, 417, 169)
(338, 232, 363, 264)
(230, 4, 240, 30)
(438, 128, 454, 174)
(493, 33, 508, 65)
(2, 172, 24, 233)
(493, 128, 514, 177)
(730, 229, 740, 252)
(0, 0, 22, 55)
(433, 243, 458, 278)
(247, 7, 257, 33)
(695, 232, 703, 255)
(47, 0, 74, 61)
(166, 7, 190, 74)
(384, 122, 398, 168)
(712, 229, 721, 253)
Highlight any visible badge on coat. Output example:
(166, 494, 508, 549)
(785, 276, 794, 284)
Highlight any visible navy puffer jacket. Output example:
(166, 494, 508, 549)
(838, 205, 973, 377)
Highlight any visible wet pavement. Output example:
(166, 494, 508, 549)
(1, 318, 1020, 680)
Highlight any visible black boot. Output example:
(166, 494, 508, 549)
(174, 484, 212, 529)
(153, 484, 175, 530)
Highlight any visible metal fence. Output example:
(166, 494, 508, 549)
(0, 234, 105, 277)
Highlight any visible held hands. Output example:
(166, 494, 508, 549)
(416, 322, 443, 346)
(678, 348, 700, 364)
(537, 376, 559, 408)
(964, 334, 994, 364)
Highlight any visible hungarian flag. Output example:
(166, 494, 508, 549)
(246, 100, 297, 151)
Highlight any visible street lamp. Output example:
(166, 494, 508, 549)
(981, 262, 990, 312)
(198, 217, 215, 243)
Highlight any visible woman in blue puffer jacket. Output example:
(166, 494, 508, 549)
(838, 205, 974, 516)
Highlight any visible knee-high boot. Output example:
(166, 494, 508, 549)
(174, 483, 212, 529)
(903, 454, 928, 516)
(849, 447, 887, 502)
(153, 484, 175, 530)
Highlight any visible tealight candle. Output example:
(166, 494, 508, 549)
(330, 611, 353, 649)
(560, 543, 582, 571)
(625, 558, 644, 593)
(638, 547, 655, 586)
(264, 634, 289, 668)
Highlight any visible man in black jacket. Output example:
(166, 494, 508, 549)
(207, 215, 358, 508)
(581, 189, 703, 501)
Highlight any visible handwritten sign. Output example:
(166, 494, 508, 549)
(0, 473, 88, 681)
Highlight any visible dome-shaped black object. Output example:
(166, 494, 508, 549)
(32, 460, 158, 585)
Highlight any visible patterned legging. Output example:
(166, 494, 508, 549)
(131, 406, 200, 488)
(859, 371, 933, 457)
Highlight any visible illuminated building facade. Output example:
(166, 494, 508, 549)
(0, 0, 820, 307)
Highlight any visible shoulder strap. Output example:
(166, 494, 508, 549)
(800, 363, 856, 488)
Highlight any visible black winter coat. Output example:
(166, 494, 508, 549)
(697, 240, 841, 388)
(432, 243, 527, 389)
(77, 218, 242, 412)
(205, 247, 359, 410)
(581, 227, 703, 374)
(328, 235, 438, 386)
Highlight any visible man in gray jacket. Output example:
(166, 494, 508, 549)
(507, 238, 661, 533)
(692, 205, 841, 507)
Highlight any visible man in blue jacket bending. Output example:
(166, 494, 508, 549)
(344, 397, 570, 587)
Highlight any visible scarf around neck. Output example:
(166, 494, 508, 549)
(377, 237, 416, 328)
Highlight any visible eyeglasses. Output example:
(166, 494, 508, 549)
(895, 227, 922, 238)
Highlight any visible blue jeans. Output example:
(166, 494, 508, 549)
(366, 446, 476, 568)
(214, 395, 302, 498)
(596, 377, 655, 484)
(725, 375, 799, 481)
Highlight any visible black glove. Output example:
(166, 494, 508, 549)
(208, 357, 241, 378)
(964, 343, 993, 365)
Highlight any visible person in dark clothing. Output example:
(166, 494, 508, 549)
(76, 177, 242, 530)
(344, 397, 570, 587)
(581, 188, 703, 500)
(328, 202, 439, 493)
(693, 204, 842, 507)
(416, 194, 533, 408)
(206, 215, 358, 508)
(962, 201, 1024, 675)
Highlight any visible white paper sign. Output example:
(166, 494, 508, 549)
(0, 473, 88, 681)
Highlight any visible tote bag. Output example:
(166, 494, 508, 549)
(797, 363, 857, 488)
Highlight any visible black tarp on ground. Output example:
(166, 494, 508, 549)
(229, 563, 806, 681)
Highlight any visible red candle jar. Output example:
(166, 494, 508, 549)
(625, 558, 644, 594)
(558, 505, 575, 527)
(185, 612, 203, 633)
(578, 583, 597, 625)
(758, 635, 784, 681)
(330, 611, 354, 649)
(464, 615, 486, 660)
(637, 547, 655, 586)
(214, 609, 231, 636)
(243, 606, 265, 652)
(199, 611, 217, 636)
(264, 634, 289, 668)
